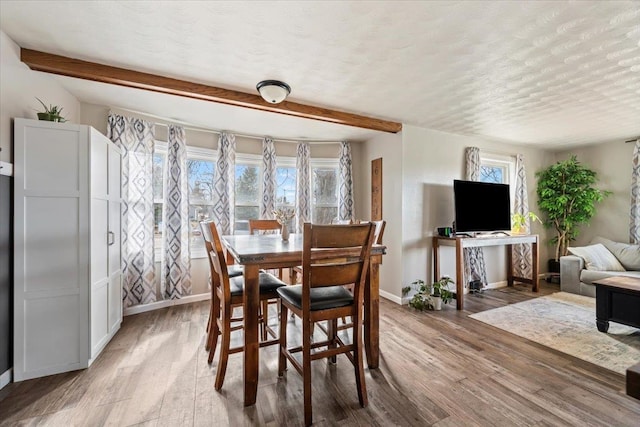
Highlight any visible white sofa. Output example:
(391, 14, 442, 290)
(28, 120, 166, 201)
(560, 236, 640, 297)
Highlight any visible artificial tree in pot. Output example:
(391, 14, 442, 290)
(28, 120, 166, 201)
(536, 155, 610, 271)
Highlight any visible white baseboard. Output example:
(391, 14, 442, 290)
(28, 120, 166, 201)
(0, 368, 12, 390)
(124, 293, 210, 316)
(379, 289, 403, 305)
(485, 280, 508, 289)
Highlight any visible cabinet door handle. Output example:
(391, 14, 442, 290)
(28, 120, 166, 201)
(107, 231, 115, 246)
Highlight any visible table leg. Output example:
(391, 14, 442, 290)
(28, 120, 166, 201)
(455, 239, 464, 310)
(243, 264, 260, 406)
(364, 258, 380, 369)
(506, 244, 513, 287)
(532, 238, 539, 292)
(433, 236, 440, 283)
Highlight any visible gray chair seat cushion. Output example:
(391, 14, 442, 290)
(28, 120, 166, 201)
(229, 272, 286, 297)
(227, 264, 244, 278)
(277, 285, 354, 311)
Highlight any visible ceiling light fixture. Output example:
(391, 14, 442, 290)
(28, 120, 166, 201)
(256, 80, 291, 104)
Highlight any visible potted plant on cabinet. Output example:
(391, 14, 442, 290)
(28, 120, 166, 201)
(536, 155, 610, 272)
(35, 98, 66, 122)
(402, 277, 453, 311)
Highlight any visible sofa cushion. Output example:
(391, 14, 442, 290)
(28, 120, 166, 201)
(568, 244, 625, 271)
(580, 269, 640, 286)
(591, 236, 640, 271)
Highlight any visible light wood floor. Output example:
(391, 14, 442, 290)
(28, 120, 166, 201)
(1, 282, 639, 426)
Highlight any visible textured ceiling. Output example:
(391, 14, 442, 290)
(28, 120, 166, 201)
(1, 1, 639, 148)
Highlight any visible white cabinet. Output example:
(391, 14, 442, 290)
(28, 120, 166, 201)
(13, 119, 122, 381)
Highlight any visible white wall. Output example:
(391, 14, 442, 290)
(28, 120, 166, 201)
(399, 125, 553, 300)
(555, 140, 635, 245)
(359, 131, 404, 302)
(0, 30, 80, 163)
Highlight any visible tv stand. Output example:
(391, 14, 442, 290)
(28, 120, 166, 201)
(432, 234, 539, 310)
(454, 232, 473, 238)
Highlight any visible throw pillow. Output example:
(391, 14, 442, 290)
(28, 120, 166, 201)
(567, 244, 625, 271)
(591, 236, 640, 270)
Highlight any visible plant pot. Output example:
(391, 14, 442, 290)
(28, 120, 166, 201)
(548, 259, 560, 273)
(37, 112, 53, 121)
(431, 296, 442, 311)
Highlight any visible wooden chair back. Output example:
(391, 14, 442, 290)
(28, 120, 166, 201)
(359, 220, 385, 244)
(339, 219, 384, 244)
(331, 218, 354, 225)
(248, 219, 281, 235)
(301, 222, 375, 306)
(200, 220, 231, 304)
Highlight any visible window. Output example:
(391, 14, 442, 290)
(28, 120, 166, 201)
(234, 154, 262, 234)
(479, 154, 513, 185)
(152, 147, 341, 253)
(153, 143, 216, 257)
(311, 159, 339, 224)
(274, 157, 297, 230)
(479, 153, 516, 210)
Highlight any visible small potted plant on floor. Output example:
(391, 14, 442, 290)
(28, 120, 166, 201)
(402, 277, 454, 311)
(431, 276, 454, 310)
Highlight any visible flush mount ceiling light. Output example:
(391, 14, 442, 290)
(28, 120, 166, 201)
(256, 80, 291, 104)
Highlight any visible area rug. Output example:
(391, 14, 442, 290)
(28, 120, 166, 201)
(469, 292, 640, 375)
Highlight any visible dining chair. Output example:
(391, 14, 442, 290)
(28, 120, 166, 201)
(334, 220, 386, 332)
(290, 218, 354, 283)
(277, 222, 375, 426)
(248, 219, 285, 280)
(200, 220, 286, 389)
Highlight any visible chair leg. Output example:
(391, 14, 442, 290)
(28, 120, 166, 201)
(328, 319, 338, 363)
(352, 312, 368, 408)
(215, 303, 231, 390)
(260, 300, 269, 341)
(205, 300, 212, 351)
(303, 316, 313, 426)
(278, 301, 288, 376)
(207, 295, 221, 364)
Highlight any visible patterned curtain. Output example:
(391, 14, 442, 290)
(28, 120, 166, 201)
(295, 142, 311, 232)
(213, 132, 236, 235)
(161, 125, 191, 299)
(260, 137, 277, 219)
(107, 113, 156, 308)
(464, 147, 488, 287)
(631, 139, 640, 244)
(512, 154, 533, 278)
(338, 141, 354, 221)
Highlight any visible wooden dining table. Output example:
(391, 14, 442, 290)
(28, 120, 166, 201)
(222, 233, 386, 406)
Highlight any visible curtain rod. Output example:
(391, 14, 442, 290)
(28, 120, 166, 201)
(111, 106, 345, 145)
(625, 137, 640, 143)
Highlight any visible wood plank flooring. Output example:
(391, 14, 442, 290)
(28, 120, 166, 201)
(1, 282, 639, 426)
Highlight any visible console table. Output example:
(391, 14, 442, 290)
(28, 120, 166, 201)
(432, 234, 539, 310)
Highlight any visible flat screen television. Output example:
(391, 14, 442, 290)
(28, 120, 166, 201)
(453, 180, 511, 233)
